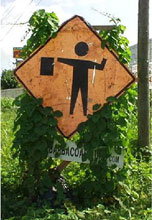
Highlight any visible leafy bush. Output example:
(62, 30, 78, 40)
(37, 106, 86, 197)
(1, 97, 14, 110)
(1, 69, 19, 89)
(60, 85, 137, 207)
(99, 16, 131, 65)
(21, 9, 59, 59)
(11, 92, 66, 202)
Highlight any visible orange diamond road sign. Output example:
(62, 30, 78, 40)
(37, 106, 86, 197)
(14, 15, 135, 138)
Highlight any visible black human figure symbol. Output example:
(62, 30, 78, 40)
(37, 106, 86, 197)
(58, 42, 107, 116)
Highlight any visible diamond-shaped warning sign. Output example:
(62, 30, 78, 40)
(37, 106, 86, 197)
(14, 15, 135, 138)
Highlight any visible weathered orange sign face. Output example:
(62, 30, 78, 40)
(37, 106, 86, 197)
(14, 15, 135, 138)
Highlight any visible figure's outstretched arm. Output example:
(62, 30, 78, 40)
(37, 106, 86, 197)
(58, 58, 76, 66)
(95, 58, 107, 70)
(87, 58, 107, 70)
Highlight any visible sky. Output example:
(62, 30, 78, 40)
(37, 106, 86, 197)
(0, 0, 152, 72)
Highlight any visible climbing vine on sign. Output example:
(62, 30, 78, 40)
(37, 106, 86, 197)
(70, 86, 137, 204)
(21, 9, 59, 59)
(12, 92, 66, 200)
(99, 17, 131, 64)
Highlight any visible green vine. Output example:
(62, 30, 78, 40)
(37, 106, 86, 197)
(21, 9, 59, 59)
(99, 17, 131, 64)
(12, 92, 66, 200)
(67, 85, 137, 204)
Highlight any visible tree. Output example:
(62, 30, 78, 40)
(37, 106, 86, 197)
(1, 69, 19, 89)
(138, 0, 150, 147)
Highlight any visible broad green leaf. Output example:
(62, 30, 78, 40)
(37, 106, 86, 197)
(54, 110, 63, 117)
(93, 104, 101, 111)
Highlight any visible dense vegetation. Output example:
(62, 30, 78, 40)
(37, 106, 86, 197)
(1, 9, 152, 220)
(1, 69, 19, 89)
(1, 88, 152, 220)
(21, 9, 59, 59)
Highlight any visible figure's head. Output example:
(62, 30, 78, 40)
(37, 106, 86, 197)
(75, 41, 89, 56)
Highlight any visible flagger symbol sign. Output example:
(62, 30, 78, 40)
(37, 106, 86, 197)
(14, 15, 135, 138)
(41, 41, 107, 116)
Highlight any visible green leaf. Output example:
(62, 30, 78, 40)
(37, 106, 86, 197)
(101, 40, 106, 49)
(98, 118, 107, 132)
(32, 111, 42, 123)
(37, 98, 43, 105)
(54, 110, 63, 117)
(41, 107, 52, 116)
(92, 113, 100, 123)
(100, 104, 112, 118)
(106, 96, 117, 103)
(50, 118, 58, 126)
(93, 104, 101, 111)
(34, 124, 48, 135)
(84, 132, 92, 142)
(50, 12, 59, 22)
(77, 121, 86, 132)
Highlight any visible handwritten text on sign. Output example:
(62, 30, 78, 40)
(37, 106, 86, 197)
(48, 141, 124, 168)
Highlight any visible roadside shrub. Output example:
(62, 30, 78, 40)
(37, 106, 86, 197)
(1, 97, 14, 110)
(1, 97, 23, 219)
(12, 92, 67, 203)
(62, 85, 138, 207)
(1, 69, 19, 89)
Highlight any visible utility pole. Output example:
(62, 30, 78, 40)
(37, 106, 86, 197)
(138, 0, 150, 147)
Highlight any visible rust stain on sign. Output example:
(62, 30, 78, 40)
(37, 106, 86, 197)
(14, 15, 135, 138)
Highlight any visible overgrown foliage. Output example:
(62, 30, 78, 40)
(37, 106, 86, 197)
(69, 86, 138, 205)
(1, 95, 152, 219)
(1, 69, 19, 89)
(21, 9, 59, 59)
(99, 17, 131, 64)
(12, 92, 66, 202)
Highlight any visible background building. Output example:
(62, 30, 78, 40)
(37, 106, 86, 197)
(129, 38, 152, 75)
